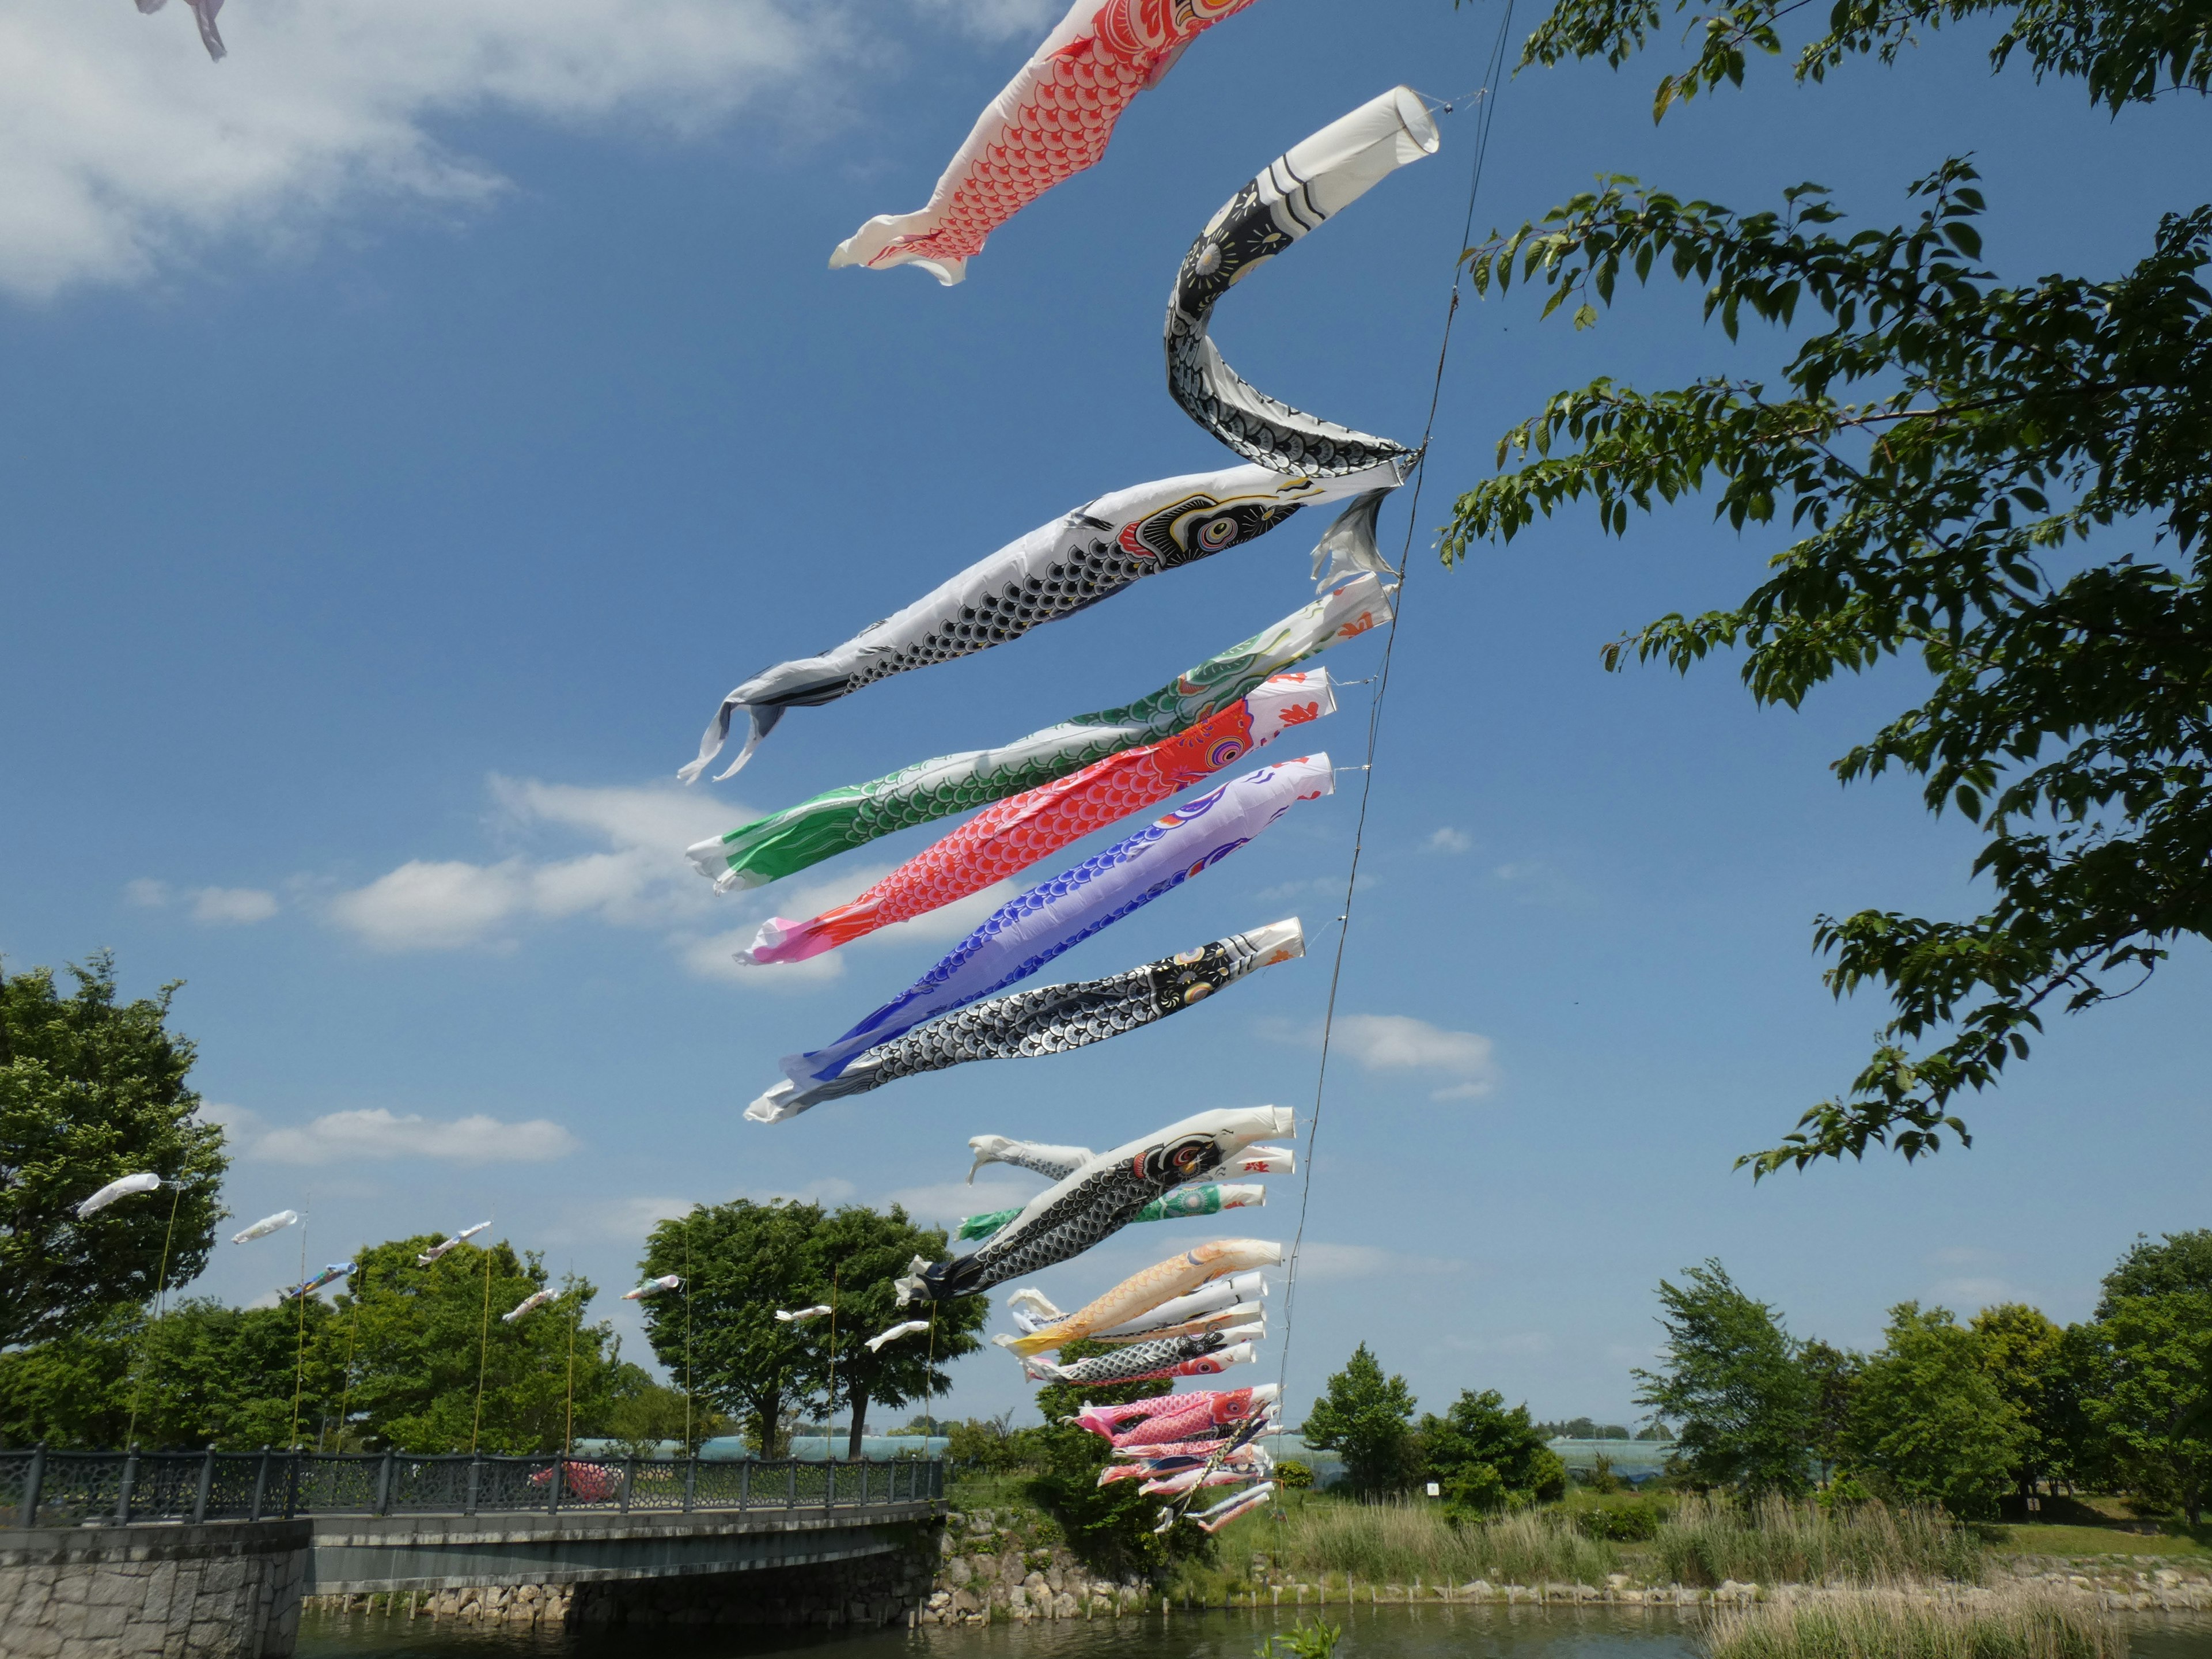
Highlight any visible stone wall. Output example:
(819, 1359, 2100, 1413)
(0, 1520, 312, 1659)
(920, 1505, 1152, 1625)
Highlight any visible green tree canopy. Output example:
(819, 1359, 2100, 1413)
(326, 1235, 620, 1453)
(2100, 1230, 2212, 1310)
(1021, 1343, 1202, 1575)
(2087, 1288, 2212, 1524)
(1419, 1389, 1567, 1513)
(1, 954, 229, 1347)
(1447, 0, 2212, 1171)
(1304, 1342, 1419, 1497)
(1972, 1302, 2071, 1497)
(811, 1204, 984, 1455)
(1633, 1260, 1814, 1495)
(1843, 1302, 2024, 1517)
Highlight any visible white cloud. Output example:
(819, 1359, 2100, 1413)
(0, 0, 857, 300)
(123, 878, 279, 923)
(1282, 1013, 1501, 1101)
(222, 1104, 579, 1165)
(584, 1194, 699, 1240)
(1426, 827, 1474, 854)
(1293, 1242, 1466, 1283)
(883, 1179, 1036, 1229)
(907, 0, 1060, 41)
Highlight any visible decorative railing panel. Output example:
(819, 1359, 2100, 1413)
(0, 1448, 943, 1528)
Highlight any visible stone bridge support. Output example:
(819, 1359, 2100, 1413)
(0, 1520, 310, 1659)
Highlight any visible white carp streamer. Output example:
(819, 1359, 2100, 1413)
(999, 1239, 1281, 1357)
(77, 1172, 160, 1218)
(624, 1275, 682, 1301)
(775, 1305, 832, 1324)
(417, 1222, 490, 1266)
(865, 1319, 933, 1354)
(503, 1290, 556, 1324)
(231, 1210, 298, 1245)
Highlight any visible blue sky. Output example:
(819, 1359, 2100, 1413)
(3, 0, 2206, 1431)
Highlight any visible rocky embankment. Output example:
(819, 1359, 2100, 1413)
(921, 1507, 1153, 1624)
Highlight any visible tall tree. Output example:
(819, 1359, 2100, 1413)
(2100, 1230, 2212, 1309)
(1304, 1342, 1419, 1497)
(2088, 1289, 2212, 1524)
(1799, 1339, 1863, 1482)
(812, 1204, 984, 1456)
(328, 1236, 620, 1453)
(1418, 1388, 1566, 1513)
(1022, 1344, 1200, 1575)
(1633, 1260, 1814, 1495)
(0, 955, 229, 1347)
(1445, 0, 2212, 1171)
(637, 1199, 828, 1456)
(1844, 1302, 2024, 1518)
(1972, 1302, 2070, 1498)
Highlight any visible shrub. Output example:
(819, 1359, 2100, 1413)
(1702, 1582, 2122, 1659)
(1277, 1460, 1315, 1490)
(1259, 1497, 1618, 1586)
(1654, 1495, 1984, 1588)
(1578, 1501, 1662, 1541)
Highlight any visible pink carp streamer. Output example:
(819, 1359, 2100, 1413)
(742, 672, 1334, 967)
(830, 0, 1264, 285)
(1076, 1384, 1278, 1446)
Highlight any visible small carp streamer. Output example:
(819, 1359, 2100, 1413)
(864, 1319, 933, 1354)
(1075, 1384, 1279, 1446)
(687, 578, 1384, 891)
(623, 1274, 682, 1301)
(775, 1304, 832, 1323)
(894, 1112, 1289, 1304)
(231, 1210, 298, 1245)
(830, 0, 1265, 285)
(135, 0, 227, 62)
(1001, 1240, 1281, 1357)
(1016, 1269, 1268, 1339)
(283, 1263, 353, 1301)
(1100, 1443, 1270, 1483)
(758, 759, 1330, 1111)
(1027, 1326, 1262, 1386)
(959, 1181, 1264, 1241)
(503, 1290, 556, 1324)
(416, 1221, 490, 1267)
(737, 677, 1333, 963)
(1177, 1481, 1275, 1533)
(973, 1138, 1290, 1184)
(77, 1172, 161, 1218)
(683, 486, 1392, 784)
(751, 919, 1302, 1122)
(1167, 86, 1440, 476)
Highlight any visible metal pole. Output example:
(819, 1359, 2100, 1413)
(619, 1455, 635, 1514)
(282, 1452, 300, 1520)
(683, 1456, 696, 1514)
(465, 1456, 481, 1517)
(21, 1447, 44, 1529)
(548, 1456, 562, 1518)
(250, 1448, 271, 1522)
(823, 1457, 835, 1516)
(192, 1449, 215, 1524)
(737, 1460, 749, 1514)
(787, 1461, 796, 1510)
(375, 1449, 394, 1517)
(115, 1446, 139, 1525)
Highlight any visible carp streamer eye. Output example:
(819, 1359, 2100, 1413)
(1198, 515, 1240, 551)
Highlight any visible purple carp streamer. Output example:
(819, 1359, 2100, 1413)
(760, 755, 1331, 1109)
(1167, 87, 1439, 476)
(893, 1110, 1290, 1305)
(749, 919, 1303, 1122)
(680, 469, 1394, 781)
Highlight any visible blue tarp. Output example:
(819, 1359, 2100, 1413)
(696, 1435, 948, 1462)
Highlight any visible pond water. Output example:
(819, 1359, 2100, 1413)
(295, 1603, 2212, 1659)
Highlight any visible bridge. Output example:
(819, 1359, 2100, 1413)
(0, 1449, 946, 1656)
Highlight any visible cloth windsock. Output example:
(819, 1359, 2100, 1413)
(775, 1305, 832, 1323)
(758, 919, 1304, 1123)
(865, 1319, 933, 1354)
(76, 1172, 161, 1218)
(999, 1238, 1283, 1357)
(1142, 1461, 1272, 1496)
(1189, 1482, 1276, 1533)
(624, 1274, 682, 1301)
(1112, 1427, 1281, 1461)
(682, 471, 1393, 782)
(969, 1137, 1093, 1185)
(416, 1221, 490, 1266)
(830, 0, 1266, 285)
(962, 1183, 1263, 1244)
(1040, 1337, 1259, 1387)
(1167, 86, 1438, 479)
(231, 1210, 298, 1245)
(740, 675, 1334, 963)
(1082, 1384, 1281, 1446)
(1091, 1301, 1264, 1348)
(1094, 1271, 1269, 1339)
(283, 1263, 353, 1301)
(893, 1113, 1289, 1306)
(1099, 1444, 1270, 1486)
(685, 574, 1388, 877)
(768, 759, 1331, 1105)
(503, 1290, 556, 1323)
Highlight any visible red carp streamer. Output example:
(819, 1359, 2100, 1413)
(743, 671, 1332, 965)
(830, 0, 1266, 285)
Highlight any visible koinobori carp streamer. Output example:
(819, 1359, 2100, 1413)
(830, 0, 1266, 285)
(960, 1182, 1265, 1242)
(231, 1210, 299, 1245)
(682, 472, 1395, 782)
(755, 759, 1331, 1113)
(76, 1172, 161, 1218)
(893, 1115, 1289, 1304)
(751, 920, 1304, 1122)
(737, 679, 1334, 963)
(1167, 86, 1439, 478)
(999, 1238, 1283, 1357)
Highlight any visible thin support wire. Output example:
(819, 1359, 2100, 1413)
(126, 1176, 186, 1449)
(470, 1232, 494, 1455)
(1269, 0, 1520, 1457)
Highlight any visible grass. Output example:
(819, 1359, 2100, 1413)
(1653, 1497, 1987, 1589)
(1701, 1582, 2124, 1659)
(1988, 1522, 2211, 1559)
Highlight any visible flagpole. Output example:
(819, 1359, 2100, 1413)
(287, 1199, 310, 1449)
(470, 1230, 494, 1455)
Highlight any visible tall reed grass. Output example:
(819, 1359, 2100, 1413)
(1261, 1499, 1620, 1588)
(1657, 1497, 1985, 1588)
(1702, 1583, 2123, 1659)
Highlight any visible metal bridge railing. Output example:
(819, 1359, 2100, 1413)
(0, 1448, 945, 1529)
